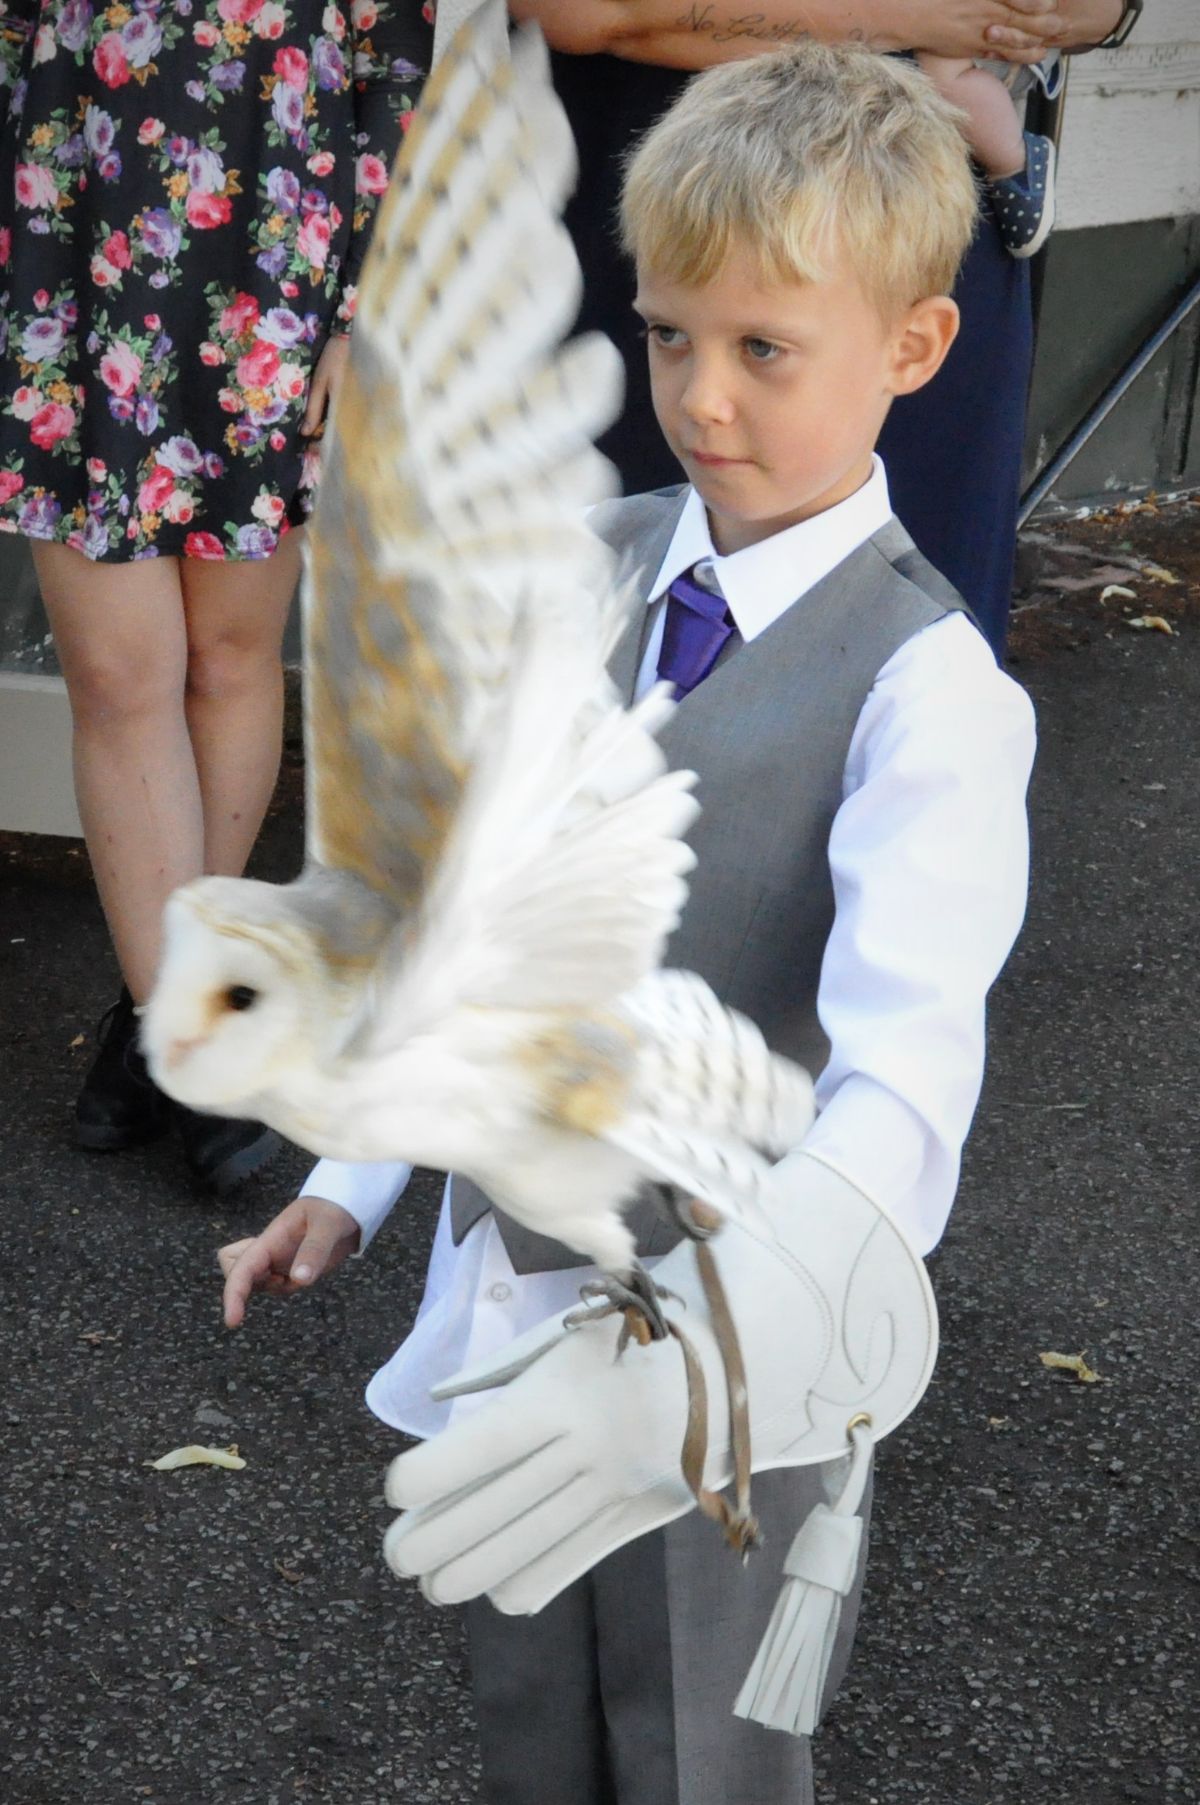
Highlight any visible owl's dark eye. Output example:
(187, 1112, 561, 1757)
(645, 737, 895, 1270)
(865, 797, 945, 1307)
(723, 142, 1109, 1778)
(225, 984, 259, 1013)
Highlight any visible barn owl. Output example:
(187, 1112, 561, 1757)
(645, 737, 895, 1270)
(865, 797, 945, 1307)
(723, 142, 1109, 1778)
(142, 21, 814, 1326)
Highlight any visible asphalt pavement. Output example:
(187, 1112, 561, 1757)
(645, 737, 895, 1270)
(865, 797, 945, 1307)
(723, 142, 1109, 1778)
(1, 509, 1197, 1804)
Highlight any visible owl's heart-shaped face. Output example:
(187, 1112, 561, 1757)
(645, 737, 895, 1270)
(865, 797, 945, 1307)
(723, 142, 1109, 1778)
(142, 887, 316, 1112)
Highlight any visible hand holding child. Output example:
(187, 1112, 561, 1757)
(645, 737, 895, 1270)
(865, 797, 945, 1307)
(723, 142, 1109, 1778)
(507, 0, 1124, 67)
(219, 1196, 360, 1328)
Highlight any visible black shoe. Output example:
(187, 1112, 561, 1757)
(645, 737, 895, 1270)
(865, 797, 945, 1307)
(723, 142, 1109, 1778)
(75, 988, 172, 1152)
(175, 1106, 282, 1197)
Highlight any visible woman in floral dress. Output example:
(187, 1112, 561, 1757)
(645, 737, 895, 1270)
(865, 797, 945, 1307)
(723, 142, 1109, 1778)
(0, 0, 429, 1191)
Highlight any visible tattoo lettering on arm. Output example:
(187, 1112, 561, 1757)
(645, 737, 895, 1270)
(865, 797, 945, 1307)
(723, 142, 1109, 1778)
(676, 4, 813, 45)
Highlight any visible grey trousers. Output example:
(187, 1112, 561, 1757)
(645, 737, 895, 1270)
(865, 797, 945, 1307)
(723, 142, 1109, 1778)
(465, 1459, 872, 1805)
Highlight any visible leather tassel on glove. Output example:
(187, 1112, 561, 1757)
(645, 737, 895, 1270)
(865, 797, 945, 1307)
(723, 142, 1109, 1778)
(734, 1417, 874, 1736)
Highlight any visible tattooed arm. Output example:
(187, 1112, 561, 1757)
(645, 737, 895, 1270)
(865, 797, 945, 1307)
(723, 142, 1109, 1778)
(508, 0, 1075, 67)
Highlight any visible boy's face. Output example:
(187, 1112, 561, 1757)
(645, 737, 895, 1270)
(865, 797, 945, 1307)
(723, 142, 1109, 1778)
(635, 244, 952, 556)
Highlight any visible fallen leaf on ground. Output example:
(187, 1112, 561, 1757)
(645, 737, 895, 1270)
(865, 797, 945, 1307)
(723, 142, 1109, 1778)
(78, 1330, 120, 1345)
(146, 1444, 247, 1471)
(1039, 1351, 1101, 1384)
(1099, 584, 1136, 603)
(68, 1034, 84, 1050)
(1140, 562, 1180, 586)
(274, 1560, 303, 1584)
(1127, 616, 1175, 635)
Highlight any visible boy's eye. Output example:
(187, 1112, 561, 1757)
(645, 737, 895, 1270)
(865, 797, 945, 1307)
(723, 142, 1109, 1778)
(646, 324, 686, 350)
(743, 337, 781, 362)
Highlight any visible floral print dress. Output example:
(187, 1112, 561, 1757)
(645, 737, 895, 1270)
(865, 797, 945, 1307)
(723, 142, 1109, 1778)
(0, 0, 430, 560)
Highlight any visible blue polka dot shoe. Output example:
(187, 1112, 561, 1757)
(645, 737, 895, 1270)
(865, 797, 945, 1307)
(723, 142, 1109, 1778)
(989, 130, 1057, 261)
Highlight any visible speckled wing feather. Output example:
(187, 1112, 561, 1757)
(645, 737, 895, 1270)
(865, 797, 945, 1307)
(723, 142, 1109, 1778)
(604, 970, 817, 1221)
(303, 20, 624, 914)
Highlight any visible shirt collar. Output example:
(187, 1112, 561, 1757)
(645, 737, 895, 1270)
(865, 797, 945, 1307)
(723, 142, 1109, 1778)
(647, 455, 893, 643)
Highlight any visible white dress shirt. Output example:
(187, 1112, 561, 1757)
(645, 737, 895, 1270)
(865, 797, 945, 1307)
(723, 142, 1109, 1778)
(303, 459, 1036, 1436)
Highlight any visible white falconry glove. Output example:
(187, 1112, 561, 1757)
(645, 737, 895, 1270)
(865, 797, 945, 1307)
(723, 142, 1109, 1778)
(384, 1151, 938, 1736)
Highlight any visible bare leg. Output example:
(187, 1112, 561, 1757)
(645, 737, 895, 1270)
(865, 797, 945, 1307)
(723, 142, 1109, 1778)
(34, 543, 200, 1001)
(917, 54, 1026, 179)
(181, 530, 301, 878)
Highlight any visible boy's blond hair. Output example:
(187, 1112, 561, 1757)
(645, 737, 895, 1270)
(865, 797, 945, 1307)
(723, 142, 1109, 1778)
(620, 44, 978, 314)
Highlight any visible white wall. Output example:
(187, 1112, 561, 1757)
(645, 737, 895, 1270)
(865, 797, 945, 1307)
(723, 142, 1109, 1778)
(0, 674, 81, 836)
(1057, 0, 1200, 229)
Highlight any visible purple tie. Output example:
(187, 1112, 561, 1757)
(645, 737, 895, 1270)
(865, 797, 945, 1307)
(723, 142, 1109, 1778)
(656, 568, 735, 699)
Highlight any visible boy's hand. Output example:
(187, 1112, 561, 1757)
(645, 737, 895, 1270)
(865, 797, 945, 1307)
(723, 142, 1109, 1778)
(219, 1197, 361, 1328)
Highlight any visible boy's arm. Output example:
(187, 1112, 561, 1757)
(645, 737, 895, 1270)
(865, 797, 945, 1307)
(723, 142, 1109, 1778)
(798, 611, 1036, 1253)
(507, 0, 1065, 66)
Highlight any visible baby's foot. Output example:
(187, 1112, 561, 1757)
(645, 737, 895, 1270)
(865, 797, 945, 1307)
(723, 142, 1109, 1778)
(989, 130, 1056, 261)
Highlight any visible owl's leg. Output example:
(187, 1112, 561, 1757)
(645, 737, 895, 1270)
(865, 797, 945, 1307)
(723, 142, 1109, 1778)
(621, 1259, 671, 1343)
(654, 1183, 724, 1242)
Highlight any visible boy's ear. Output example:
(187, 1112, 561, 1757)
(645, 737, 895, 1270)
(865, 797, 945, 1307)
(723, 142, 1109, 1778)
(887, 297, 960, 399)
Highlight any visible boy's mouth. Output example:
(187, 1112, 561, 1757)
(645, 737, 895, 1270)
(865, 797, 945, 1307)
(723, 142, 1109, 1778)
(687, 449, 748, 468)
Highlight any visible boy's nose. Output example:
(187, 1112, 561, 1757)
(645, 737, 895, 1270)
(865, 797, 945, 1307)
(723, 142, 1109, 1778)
(679, 359, 736, 426)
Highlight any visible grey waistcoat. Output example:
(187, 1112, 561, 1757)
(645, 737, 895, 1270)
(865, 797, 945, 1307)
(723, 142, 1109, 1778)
(452, 488, 969, 1272)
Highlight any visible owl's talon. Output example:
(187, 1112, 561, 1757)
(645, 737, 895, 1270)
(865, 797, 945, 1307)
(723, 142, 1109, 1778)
(570, 1260, 671, 1348)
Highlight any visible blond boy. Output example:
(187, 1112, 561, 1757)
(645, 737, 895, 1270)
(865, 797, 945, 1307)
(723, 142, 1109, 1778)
(224, 46, 1035, 1802)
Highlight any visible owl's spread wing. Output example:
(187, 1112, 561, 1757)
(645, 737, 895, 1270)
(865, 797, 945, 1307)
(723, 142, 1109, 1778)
(368, 684, 700, 1045)
(309, 25, 705, 1050)
(303, 20, 624, 915)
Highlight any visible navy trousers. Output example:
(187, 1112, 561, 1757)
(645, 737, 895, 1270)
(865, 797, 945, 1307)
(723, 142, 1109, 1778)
(878, 217, 1033, 658)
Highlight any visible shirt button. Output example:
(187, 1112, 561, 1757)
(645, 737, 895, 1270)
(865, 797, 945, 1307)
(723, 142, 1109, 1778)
(488, 1282, 512, 1304)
